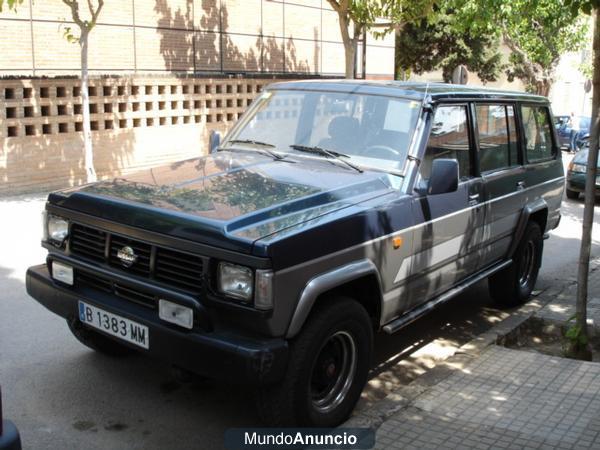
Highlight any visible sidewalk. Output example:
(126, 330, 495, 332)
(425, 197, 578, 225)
(348, 260, 600, 449)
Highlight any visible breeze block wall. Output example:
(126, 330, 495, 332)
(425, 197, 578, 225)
(0, 76, 283, 195)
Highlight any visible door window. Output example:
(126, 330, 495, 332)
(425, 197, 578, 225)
(420, 105, 471, 180)
(521, 105, 555, 162)
(475, 104, 520, 173)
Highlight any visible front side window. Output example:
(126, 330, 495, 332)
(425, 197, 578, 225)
(521, 105, 555, 162)
(420, 105, 471, 180)
(222, 89, 422, 173)
(476, 104, 520, 172)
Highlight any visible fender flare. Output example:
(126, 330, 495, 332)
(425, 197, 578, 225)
(507, 199, 548, 259)
(285, 259, 383, 339)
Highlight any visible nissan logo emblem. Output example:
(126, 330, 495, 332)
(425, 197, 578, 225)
(116, 246, 138, 268)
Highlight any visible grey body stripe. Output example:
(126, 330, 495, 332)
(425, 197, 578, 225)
(277, 175, 563, 277)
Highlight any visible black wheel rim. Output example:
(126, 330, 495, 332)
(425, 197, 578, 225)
(310, 331, 357, 413)
(519, 240, 536, 288)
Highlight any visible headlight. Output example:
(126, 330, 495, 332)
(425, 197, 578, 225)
(572, 163, 587, 173)
(217, 262, 254, 301)
(44, 213, 69, 245)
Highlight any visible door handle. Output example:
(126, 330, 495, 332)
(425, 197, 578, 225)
(517, 181, 526, 190)
(468, 193, 480, 206)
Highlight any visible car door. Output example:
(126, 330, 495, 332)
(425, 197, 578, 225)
(474, 103, 526, 267)
(405, 104, 485, 309)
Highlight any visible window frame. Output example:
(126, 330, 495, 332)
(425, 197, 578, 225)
(420, 102, 476, 183)
(470, 101, 523, 175)
(519, 103, 558, 165)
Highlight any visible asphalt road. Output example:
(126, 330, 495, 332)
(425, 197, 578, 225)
(1, 154, 599, 449)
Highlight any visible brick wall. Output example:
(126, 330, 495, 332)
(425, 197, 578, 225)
(0, 0, 395, 78)
(0, 76, 281, 195)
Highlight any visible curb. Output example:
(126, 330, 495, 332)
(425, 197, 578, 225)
(344, 283, 571, 431)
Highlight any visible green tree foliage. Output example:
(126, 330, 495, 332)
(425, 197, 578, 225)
(395, 7, 504, 83)
(461, 0, 588, 95)
(0, 0, 23, 11)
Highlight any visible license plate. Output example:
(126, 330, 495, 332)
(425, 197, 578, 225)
(78, 301, 149, 349)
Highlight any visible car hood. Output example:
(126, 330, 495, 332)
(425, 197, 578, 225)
(49, 150, 398, 254)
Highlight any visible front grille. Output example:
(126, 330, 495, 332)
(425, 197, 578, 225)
(155, 247, 204, 292)
(69, 223, 205, 295)
(70, 224, 106, 262)
(77, 271, 156, 309)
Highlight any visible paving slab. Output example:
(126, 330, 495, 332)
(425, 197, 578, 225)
(374, 345, 600, 449)
(536, 258, 600, 328)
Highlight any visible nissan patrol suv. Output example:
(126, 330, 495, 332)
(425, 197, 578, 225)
(27, 81, 563, 427)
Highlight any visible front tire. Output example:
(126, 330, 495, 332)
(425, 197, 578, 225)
(256, 297, 373, 427)
(566, 188, 579, 200)
(67, 317, 134, 357)
(489, 222, 543, 308)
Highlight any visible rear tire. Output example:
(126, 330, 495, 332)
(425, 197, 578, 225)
(566, 188, 579, 200)
(67, 317, 134, 357)
(256, 296, 373, 427)
(489, 222, 543, 308)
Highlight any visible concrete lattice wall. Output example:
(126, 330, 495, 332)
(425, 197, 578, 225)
(0, 76, 280, 194)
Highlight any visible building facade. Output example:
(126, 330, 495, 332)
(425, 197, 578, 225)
(0, 0, 395, 78)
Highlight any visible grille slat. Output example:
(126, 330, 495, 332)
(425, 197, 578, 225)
(157, 257, 203, 270)
(76, 272, 156, 309)
(69, 223, 204, 295)
(71, 234, 105, 247)
(154, 264, 200, 281)
(70, 224, 106, 261)
(77, 272, 112, 293)
(114, 283, 156, 308)
(155, 247, 203, 293)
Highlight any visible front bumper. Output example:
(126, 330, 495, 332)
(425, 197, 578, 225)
(567, 172, 600, 194)
(26, 264, 288, 385)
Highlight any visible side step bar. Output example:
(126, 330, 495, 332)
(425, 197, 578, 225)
(382, 260, 512, 334)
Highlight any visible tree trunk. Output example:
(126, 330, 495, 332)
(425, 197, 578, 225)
(336, 11, 356, 79)
(535, 79, 552, 97)
(344, 40, 357, 79)
(571, 8, 600, 361)
(80, 29, 97, 183)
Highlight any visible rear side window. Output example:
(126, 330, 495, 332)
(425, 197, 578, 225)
(421, 105, 471, 180)
(475, 104, 520, 173)
(521, 105, 555, 162)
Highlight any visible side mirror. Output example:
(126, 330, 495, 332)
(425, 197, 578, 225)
(209, 130, 221, 154)
(428, 159, 459, 195)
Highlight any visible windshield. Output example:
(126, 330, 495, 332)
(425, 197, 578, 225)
(574, 149, 600, 167)
(222, 89, 422, 173)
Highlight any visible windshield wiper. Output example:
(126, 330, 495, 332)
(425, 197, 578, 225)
(222, 139, 286, 160)
(289, 145, 363, 173)
(227, 139, 276, 148)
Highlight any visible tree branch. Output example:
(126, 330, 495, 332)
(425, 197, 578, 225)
(502, 28, 542, 81)
(62, 0, 85, 28)
(326, 0, 341, 13)
(369, 21, 403, 29)
(89, 0, 104, 26)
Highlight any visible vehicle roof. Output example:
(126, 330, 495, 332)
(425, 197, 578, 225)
(268, 80, 549, 104)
